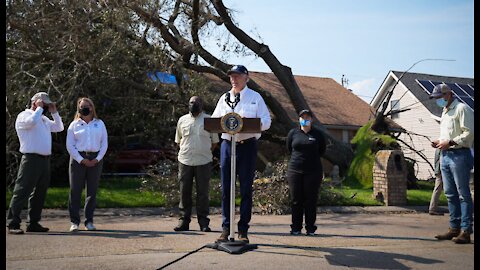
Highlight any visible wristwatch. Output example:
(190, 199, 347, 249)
(448, 140, 456, 146)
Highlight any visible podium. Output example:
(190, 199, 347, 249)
(204, 113, 261, 254)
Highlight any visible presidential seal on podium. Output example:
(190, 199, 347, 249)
(220, 112, 243, 135)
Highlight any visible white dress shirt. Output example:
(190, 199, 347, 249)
(66, 118, 108, 163)
(175, 112, 220, 166)
(15, 107, 64, 156)
(211, 86, 272, 141)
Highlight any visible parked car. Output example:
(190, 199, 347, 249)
(103, 142, 177, 175)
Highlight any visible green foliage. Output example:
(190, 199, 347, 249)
(6, 176, 445, 209)
(6, 2, 221, 186)
(345, 120, 399, 188)
(6, 178, 166, 209)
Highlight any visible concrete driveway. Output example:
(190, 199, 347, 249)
(6, 207, 474, 270)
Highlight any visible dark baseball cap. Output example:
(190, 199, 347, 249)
(298, 109, 312, 117)
(429, 83, 452, 99)
(227, 65, 248, 75)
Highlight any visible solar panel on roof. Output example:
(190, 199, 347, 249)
(416, 79, 474, 111)
(416, 79, 435, 94)
(432, 81, 474, 110)
(457, 83, 474, 99)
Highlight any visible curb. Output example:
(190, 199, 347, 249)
(29, 205, 447, 218)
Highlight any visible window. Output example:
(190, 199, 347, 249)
(390, 100, 400, 119)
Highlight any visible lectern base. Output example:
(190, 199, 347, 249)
(206, 240, 258, 254)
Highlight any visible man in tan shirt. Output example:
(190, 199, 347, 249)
(174, 96, 219, 232)
(430, 83, 474, 244)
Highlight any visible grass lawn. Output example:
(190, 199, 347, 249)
(5, 177, 447, 209)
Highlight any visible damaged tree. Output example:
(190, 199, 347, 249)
(128, 0, 354, 175)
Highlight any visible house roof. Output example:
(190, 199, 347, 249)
(372, 71, 474, 118)
(205, 71, 374, 127)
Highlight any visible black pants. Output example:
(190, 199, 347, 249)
(287, 169, 322, 233)
(178, 162, 212, 228)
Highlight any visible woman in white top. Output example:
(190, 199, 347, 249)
(66, 97, 108, 232)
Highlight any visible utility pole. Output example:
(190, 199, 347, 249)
(341, 74, 349, 88)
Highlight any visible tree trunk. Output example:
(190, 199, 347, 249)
(211, 0, 353, 175)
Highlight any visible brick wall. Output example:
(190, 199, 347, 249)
(373, 150, 407, 206)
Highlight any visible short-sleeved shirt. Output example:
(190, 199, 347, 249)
(286, 127, 326, 173)
(175, 112, 219, 166)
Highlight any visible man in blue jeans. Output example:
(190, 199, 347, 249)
(211, 65, 271, 243)
(430, 83, 474, 244)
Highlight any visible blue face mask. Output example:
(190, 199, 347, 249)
(300, 119, 311, 127)
(436, 98, 448, 108)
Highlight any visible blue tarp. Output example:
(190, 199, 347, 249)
(147, 71, 178, 84)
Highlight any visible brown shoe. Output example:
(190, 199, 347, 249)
(452, 231, 471, 244)
(435, 228, 461, 240)
(238, 231, 249, 243)
(216, 229, 230, 242)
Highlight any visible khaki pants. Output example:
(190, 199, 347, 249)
(429, 174, 443, 212)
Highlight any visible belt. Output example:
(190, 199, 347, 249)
(24, 153, 50, 158)
(79, 151, 99, 155)
(443, 147, 470, 152)
(225, 137, 256, 145)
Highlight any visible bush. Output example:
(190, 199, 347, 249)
(345, 120, 399, 188)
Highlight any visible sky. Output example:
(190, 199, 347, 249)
(209, 0, 474, 103)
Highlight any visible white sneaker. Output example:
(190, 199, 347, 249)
(69, 224, 79, 232)
(85, 222, 96, 231)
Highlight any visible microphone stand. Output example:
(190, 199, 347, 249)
(207, 91, 258, 254)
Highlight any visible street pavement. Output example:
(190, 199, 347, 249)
(5, 206, 474, 270)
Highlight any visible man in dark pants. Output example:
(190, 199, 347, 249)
(6, 92, 64, 234)
(174, 96, 219, 232)
(211, 65, 271, 243)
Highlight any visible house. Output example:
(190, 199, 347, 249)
(370, 70, 474, 180)
(205, 71, 374, 174)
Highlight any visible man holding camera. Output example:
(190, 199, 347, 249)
(7, 92, 64, 234)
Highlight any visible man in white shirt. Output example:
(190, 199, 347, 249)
(7, 92, 64, 234)
(430, 83, 474, 244)
(174, 96, 219, 232)
(211, 65, 271, 243)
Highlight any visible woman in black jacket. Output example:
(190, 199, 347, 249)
(286, 109, 326, 236)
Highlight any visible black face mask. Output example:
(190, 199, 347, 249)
(189, 103, 201, 115)
(79, 107, 91, 116)
(42, 105, 49, 115)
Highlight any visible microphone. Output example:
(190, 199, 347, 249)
(225, 92, 231, 104)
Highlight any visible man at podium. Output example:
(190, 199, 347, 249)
(211, 65, 271, 243)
